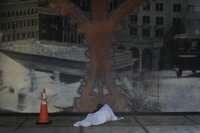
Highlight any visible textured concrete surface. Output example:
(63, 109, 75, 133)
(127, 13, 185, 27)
(0, 115, 200, 133)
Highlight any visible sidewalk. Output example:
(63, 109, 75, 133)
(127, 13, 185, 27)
(0, 115, 200, 133)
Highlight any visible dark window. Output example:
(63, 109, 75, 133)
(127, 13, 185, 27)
(27, 20, 30, 26)
(27, 32, 30, 38)
(20, 10, 23, 16)
(17, 33, 20, 40)
(143, 29, 150, 37)
(7, 11, 10, 17)
(27, 9, 30, 15)
(23, 10, 26, 15)
(64, 33, 67, 42)
(155, 29, 164, 37)
(173, 4, 181, 12)
(16, 11, 19, 16)
(144, 3, 150, 10)
(130, 15, 137, 23)
(114, 0, 117, 9)
(15, 21, 18, 28)
(20, 21, 23, 27)
(187, 5, 200, 12)
(22, 33, 25, 39)
(187, 19, 195, 26)
(31, 32, 34, 37)
(173, 18, 181, 26)
(143, 16, 150, 24)
(156, 17, 164, 25)
(31, 19, 34, 26)
(130, 28, 138, 35)
(2, 35, 5, 41)
(64, 19, 67, 27)
(156, 3, 163, 11)
(7, 35, 11, 41)
(35, 20, 37, 26)
(3, 23, 6, 30)
(71, 34, 74, 43)
(31, 9, 34, 14)
(78, 35, 81, 43)
(24, 20, 26, 27)
(7, 23, 10, 29)
(109, 1, 113, 12)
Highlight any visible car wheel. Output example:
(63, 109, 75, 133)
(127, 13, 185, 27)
(176, 70, 182, 77)
(192, 69, 196, 73)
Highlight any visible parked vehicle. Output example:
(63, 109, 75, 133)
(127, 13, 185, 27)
(174, 34, 200, 77)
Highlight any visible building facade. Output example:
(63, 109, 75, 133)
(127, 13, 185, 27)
(0, 0, 38, 42)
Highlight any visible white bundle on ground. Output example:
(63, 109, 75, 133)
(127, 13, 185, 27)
(73, 104, 124, 127)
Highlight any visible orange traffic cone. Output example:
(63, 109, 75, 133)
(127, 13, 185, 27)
(36, 88, 51, 125)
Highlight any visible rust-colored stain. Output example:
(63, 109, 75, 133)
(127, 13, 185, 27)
(48, 0, 147, 112)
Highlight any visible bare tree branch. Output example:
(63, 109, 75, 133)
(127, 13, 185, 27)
(48, 0, 91, 25)
(92, 0, 107, 22)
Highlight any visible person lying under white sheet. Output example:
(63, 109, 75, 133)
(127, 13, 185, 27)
(73, 104, 124, 127)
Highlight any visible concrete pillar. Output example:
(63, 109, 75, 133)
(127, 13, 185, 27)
(17, 91, 26, 111)
(152, 48, 160, 71)
(0, 70, 3, 86)
(53, 71, 60, 83)
(30, 69, 37, 92)
(9, 87, 15, 94)
(138, 48, 144, 72)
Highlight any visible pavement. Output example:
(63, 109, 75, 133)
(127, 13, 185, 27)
(0, 115, 200, 133)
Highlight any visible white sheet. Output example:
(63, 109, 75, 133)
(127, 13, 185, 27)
(73, 104, 124, 127)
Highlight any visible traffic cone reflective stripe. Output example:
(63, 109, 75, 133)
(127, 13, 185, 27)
(36, 88, 51, 125)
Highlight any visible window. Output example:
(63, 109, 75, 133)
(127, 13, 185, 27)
(187, 19, 195, 27)
(17, 33, 20, 40)
(2, 23, 6, 30)
(143, 16, 150, 24)
(35, 20, 38, 26)
(27, 32, 30, 38)
(173, 18, 181, 27)
(64, 33, 67, 42)
(7, 23, 10, 29)
(144, 3, 150, 10)
(7, 11, 10, 17)
(31, 32, 34, 37)
(187, 5, 200, 12)
(155, 29, 164, 37)
(173, 4, 181, 12)
(15, 21, 18, 28)
(22, 33, 25, 39)
(109, 1, 113, 12)
(130, 28, 138, 35)
(20, 21, 23, 27)
(71, 34, 74, 43)
(7, 35, 11, 41)
(143, 29, 150, 37)
(2, 35, 5, 42)
(78, 35, 81, 43)
(130, 15, 137, 23)
(31, 19, 34, 26)
(20, 10, 23, 16)
(24, 20, 26, 27)
(64, 19, 67, 27)
(27, 20, 30, 26)
(31, 9, 34, 14)
(16, 11, 19, 16)
(156, 3, 163, 11)
(156, 17, 164, 25)
(120, 0, 124, 4)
